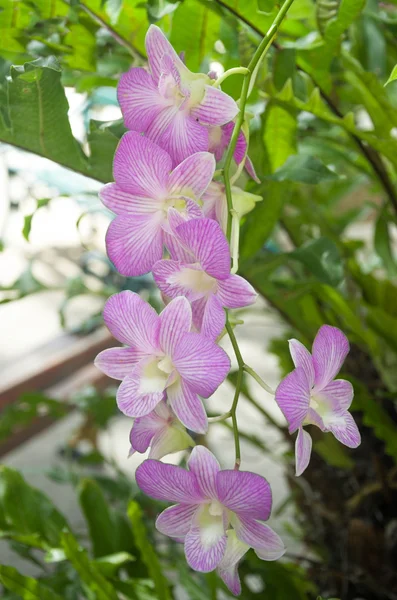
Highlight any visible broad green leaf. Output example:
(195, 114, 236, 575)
(316, 0, 339, 35)
(94, 552, 135, 577)
(374, 208, 397, 278)
(366, 306, 397, 353)
(0, 466, 69, 547)
(78, 478, 118, 558)
(128, 501, 171, 600)
(263, 98, 297, 172)
(64, 18, 97, 72)
(0, 565, 64, 600)
(385, 64, 397, 86)
(291, 237, 344, 286)
(268, 155, 338, 184)
(61, 531, 119, 600)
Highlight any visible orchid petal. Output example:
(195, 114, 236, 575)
(175, 218, 231, 279)
(156, 504, 197, 538)
(275, 367, 311, 434)
(288, 339, 315, 389)
(201, 294, 226, 340)
(318, 379, 354, 412)
(312, 325, 350, 392)
(217, 530, 249, 597)
(153, 260, 197, 301)
(106, 213, 164, 277)
(145, 25, 186, 83)
(185, 510, 227, 572)
(117, 366, 164, 418)
(100, 183, 161, 215)
(295, 427, 312, 476)
(188, 446, 220, 499)
(149, 424, 195, 459)
(216, 274, 257, 309)
(233, 517, 285, 560)
(113, 131, 170, 197)
(173, 332, 230, 397)
(191, 86, 238, 126)
(129, 411, 162, 453)
(159, 111, 209, 166)
(159, 296, 192, 355)
(94, 346, 144, 380)
(117, 67, 166, 131)
(102, 291, 159, 351)
(135, 459, 204, 503)
(328, 412, 361, 448)
(245, 156, 260, 183)
(216, 470, 272, 521)
(167, 378, 208, 434)
(168, 152, 215, 199)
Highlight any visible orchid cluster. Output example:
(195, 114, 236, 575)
(94, 25, 361, 595)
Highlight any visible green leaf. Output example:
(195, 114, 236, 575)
(0, 565, 64, 600)
(374, 208, 397, 277)
(22, 198, 51, 242)
(94, 552, 135, 577)
(263, 97, 297, 172)
(78, 478, 118, 558)
(0, 466, 69, 547)
(385, 64, 397, 86)
(313, 433, 354, 469)
(268, 155, 338, 184)
(128, 501, 171, 600)
(291, 237, 344, 286)
(61, 531, 119, 600)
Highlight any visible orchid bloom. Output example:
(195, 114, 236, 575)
(136, 446, 285, 595)
(100, 131, 215, 276)
(208, 121, 259, 182)
(153, 217, 257, 339)
(202, 181, 262, 234)
(118, 25, 239, 166)
(95, 292, 230, 434)
(275, 325, 361, 476)
(128, 400, 194, 460)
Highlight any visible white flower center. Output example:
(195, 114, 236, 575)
(208, 500, 224, 517)
(139, 355, 174, 394)
(197, 503, 226, 548)
(171, 265, 217, 296)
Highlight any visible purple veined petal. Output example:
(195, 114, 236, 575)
(117, 67, 166, 132)
(216, 470, 272, 521)
(173, 332, 230, 397)
(113, 131, 171, 197)
(318, 379, 354, 412)
(129, 404, 166, 454)
(191, 85, 239, 126)
(233, 517, 285, 560)
(217, 530, 249, 597)
(201, 294, 226, 340)
(191, 297, 206, 333)
(106, 213, 164, 277)
(116, 365, 165, 418)
(149, 422, 195, 459)
(159, 111, 209, 167)
(145, 25, 187, 84)
(102, 291, 159, 351)
(295, 427, 312, 476)
(327, 411, 361, 448)
(100, 183, 161, 216)
(311, 325, 350, 392)
(245, 155, 260, 183)
(158, 53, 182, 98)
(136, 459, 204, 503)
(167, 152, 215, 199)
(288, 339, 315, 389)
(305, 407, 325, 430)
(156, 504, 198, 538)
(175, 218, 231, 279)
(184, 518, 227, 572)
(167, 378, 208, 434)
(274, 367, 311, 434)
(94, 346, 146, 380)
(145, 104, 180, 145)
(188, 445, 221, 499)
(153, 259, 199, 302)
(159, 296, 192, 355)
(216, 274, 257, 309)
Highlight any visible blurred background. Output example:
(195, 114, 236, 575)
(1, 0, 397, 599)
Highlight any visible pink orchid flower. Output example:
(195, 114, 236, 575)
(136, 446, 285, 594)
(100, 131, 215, 276)
(118, 25, 239, 166)
(153, 217, 257, 339)
(275, 325, 361, 476)
(95, 292, 230, 434)
(128, 400, 194, 460)
(208, 121, 259, 182)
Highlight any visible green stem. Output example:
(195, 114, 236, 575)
(223, 0, 296, 242)
(214, 66, 249, 87)
(244, 364, 275, 395)
(225, 317, 244, 368)
(231, 368, 243, 469)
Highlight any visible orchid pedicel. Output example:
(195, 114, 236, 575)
(95, 10, 361, 595)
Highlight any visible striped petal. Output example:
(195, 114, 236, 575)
(156, 504, 197, 538)
(159, 111, 209, 166)
(145, 25, 187, 83)
(100, 183, 161, 216)
(318, 379, 354, 412)
(288, 339, 315, 389)
(95, 346, 145, 380)
(275, 367, 311, 434)
(295, 427, 312, 476)
(191, 85, 238, 126)
(201, 294, 226, 340)
(216, 470, 272, 521)
(216, 274, 257, 309)
(185, 507, 227, 572)
(159, 296, 192, 355)
(136, 459, 204, 503)
(233, 517, 285, 560)
(167, 152, 215, 199)
(117, 67, 166, 132)
(312, 325, 350, 392)
(217, 530, 249, 597)
(188, 445, 220, 499)
(167, 378, 208, 434)
(116, 364, 164, 418)
(328, 411, 361, 448)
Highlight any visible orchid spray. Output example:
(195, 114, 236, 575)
(95, 0, 361, 593)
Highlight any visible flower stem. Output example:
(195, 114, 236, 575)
(214, 67, 250, 87)
(208, 411, 231, 423)
(223, 0, 296, 242)
(243, 364, 275, 395)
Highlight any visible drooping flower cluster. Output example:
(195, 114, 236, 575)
(95, 23, 360, 595)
